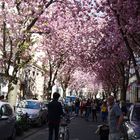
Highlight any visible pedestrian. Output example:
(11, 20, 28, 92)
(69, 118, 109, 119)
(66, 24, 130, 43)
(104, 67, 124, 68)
(48, 92, 64, 140)
(85, 98, 91, 121)
(101, 101, 108, 122)
(67, 99, 73, 115)
(107, 96, 124, 140)
(91, 100, 97, 121)
(79, 99, 83, 117)
(75, 98, 80, 116)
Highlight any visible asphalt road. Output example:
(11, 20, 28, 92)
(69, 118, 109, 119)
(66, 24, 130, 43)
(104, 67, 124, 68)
(16, 115, 101, 140)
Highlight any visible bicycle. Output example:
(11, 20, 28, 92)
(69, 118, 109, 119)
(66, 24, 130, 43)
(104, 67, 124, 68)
(59, 116, 71, 140)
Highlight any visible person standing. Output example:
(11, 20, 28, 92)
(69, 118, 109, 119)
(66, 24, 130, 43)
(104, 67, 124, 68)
(48, 92, 64, 140)
(91, 100, 97, 121)
(68, 99, 73, 115)
(101, 101, 108, 122)
(85, 99, 91, 121)
(80, 99, 84, 117)
(107, 96, 124, 140)
(75, 98, 80, 116)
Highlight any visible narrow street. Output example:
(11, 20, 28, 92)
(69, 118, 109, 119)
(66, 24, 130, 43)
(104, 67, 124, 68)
(16, 115, 100, 140)
(69, 117, 100, 140)
(0, 1, 139, 140)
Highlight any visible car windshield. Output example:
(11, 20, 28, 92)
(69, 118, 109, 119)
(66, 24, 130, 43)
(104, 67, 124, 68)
(19, 101, 41, 109)
(132, 107, 140, 121)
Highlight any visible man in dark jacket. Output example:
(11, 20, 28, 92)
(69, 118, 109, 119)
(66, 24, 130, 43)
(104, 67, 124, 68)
(48, 92, 64, 140)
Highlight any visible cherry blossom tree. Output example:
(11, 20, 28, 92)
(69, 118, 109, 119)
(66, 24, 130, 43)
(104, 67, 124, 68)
(1, 0, 93, 103)
(35, 0, 98, 99)
(56, 55, 79, 98)
(78, 0, 139, 101)
(81, 17, 131, 100)
(94, 0, 140, 85)
(68, 70, 98, 98)
(1, 0, 138, 104)
(0, 0, 56, 105)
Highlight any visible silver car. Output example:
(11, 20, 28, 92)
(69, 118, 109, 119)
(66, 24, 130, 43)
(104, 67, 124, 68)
(0, 101, 16, 140)
(16, 99, 48, 126)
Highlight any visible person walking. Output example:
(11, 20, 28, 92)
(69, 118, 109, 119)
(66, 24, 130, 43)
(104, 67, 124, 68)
(68, 99, 73, 115)
(85, 99, 91, 121)
(101, 101, 108, 122)
(91, 100, 97, 122)
(75, 98, 80, 116)
(48, 92, 64, 140)
(80, 99, 85, 117)
(107, 96, 124, 140)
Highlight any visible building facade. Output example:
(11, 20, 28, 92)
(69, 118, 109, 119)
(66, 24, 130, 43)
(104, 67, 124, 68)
(22, 64, 45, 101)
(126, 57, 140, 103)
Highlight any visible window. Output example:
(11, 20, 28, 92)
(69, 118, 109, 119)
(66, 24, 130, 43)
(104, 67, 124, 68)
(132, 106, 140, 121)
(26, 101, 41, 109)
(33, 71, 35, 76)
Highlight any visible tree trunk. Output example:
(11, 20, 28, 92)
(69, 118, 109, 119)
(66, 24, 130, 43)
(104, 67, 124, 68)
(63, 88, 66, 98)
(47, 84, 52, 100)
(120, 86, 127, 101)
(8, 82, 18, 107)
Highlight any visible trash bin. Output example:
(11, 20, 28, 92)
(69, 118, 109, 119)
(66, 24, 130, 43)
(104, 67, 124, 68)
(98, 124, 109, 140)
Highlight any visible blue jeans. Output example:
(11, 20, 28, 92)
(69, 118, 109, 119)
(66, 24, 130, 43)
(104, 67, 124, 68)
(75, 106, 79, 115)
(69, 106, 73, 115)
(85, 107, 91, 120)
(101, 112, 108, 122)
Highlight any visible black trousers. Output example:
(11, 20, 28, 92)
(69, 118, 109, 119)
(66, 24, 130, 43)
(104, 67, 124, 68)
(92, 109, 97, 121)
(48, 123, 59, 140)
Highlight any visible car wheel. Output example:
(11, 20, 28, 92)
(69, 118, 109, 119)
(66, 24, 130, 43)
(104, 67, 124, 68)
(37, 118, 42, 127)
(42, 117, 47, 125)
(8, 127, 16, 140)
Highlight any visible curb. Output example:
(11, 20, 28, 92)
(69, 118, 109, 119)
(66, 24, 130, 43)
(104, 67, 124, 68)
(16, 125, 47, 140)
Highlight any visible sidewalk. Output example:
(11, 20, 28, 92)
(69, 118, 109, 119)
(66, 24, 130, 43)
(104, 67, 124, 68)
(16, 125, 47, 140)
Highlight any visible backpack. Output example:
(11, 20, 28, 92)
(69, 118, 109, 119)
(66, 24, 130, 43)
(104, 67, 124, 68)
(101, 106, 107, 112)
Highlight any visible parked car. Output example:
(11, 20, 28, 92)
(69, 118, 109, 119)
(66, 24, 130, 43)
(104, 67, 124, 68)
(126, 102, 133, 111)
(0, 101, 16, 140)
(122, 103, 140, 140)
(16, 99, 48, 126)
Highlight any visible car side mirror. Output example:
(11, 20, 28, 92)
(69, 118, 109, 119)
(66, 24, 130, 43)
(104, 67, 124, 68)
(124, 116, 129, 121)
(41, 107, 47, 111)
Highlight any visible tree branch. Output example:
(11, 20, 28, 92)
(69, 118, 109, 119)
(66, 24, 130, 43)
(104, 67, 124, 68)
(26, 0, 56, 31)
